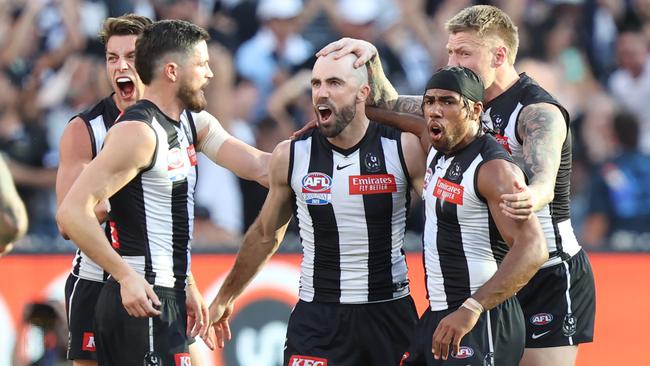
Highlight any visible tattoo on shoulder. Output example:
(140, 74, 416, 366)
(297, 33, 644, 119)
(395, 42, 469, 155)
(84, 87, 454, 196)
(517, 103, 566, 179)
(394, 96, 423, 116)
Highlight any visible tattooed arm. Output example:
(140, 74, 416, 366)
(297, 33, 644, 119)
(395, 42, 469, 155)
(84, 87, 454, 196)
(500, 103, 567, 219)
(0, 155, 28, 251)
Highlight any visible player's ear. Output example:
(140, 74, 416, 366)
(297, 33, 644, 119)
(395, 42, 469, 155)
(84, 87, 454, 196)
(492, 45, 507, 68)
(357, 84, 370, 104)
(164, 62, 179, 83)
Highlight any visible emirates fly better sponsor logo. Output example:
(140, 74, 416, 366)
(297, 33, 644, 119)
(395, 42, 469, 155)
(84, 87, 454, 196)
(302, 173, 332, 205)
(433, 178, 464, 205)
(349, 174, 397, 195)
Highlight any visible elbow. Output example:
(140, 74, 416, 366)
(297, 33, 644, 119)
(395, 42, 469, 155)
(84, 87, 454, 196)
(533, 234, 549, 268)
(0, 216, 26, 245)
(55, 204, 73, 239)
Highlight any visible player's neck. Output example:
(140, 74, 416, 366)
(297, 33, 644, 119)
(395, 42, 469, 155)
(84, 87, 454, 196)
(485, 66, 519, 103)
(327, 114, 369, 150)
(141, 82, 183, 121)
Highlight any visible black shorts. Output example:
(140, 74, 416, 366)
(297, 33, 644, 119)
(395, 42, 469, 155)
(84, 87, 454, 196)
(517, 249, 595, 348)
(401, 296, 525, 366)
(64, 273, 104, 360)
(284, 295, 418, 366)
(94, 278, 190, 366)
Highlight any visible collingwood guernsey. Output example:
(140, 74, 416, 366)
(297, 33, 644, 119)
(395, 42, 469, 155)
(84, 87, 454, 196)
(423, 134, 515, 311)
(290, 122, 411, 303)
(107, 100, 198, 289)
(482, 73, 580, 267)
(69, 94, 121, 282)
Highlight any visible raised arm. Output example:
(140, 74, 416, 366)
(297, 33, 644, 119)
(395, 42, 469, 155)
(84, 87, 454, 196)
(432, 159, 547, 360)
(0, 155, 27, 253)
(194, 110, 271, 188)
(317, 37, 424, 114)
(56, 121, 161, 318)
(500, 103, 567, 219)
(208, 140, 294, 349)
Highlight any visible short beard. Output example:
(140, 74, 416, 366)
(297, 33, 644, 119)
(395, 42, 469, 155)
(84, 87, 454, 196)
(319, 103, 356, 138)
(178, 81, 206, 113)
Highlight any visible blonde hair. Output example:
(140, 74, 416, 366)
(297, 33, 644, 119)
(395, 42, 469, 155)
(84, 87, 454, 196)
(445, 5, 519, 65)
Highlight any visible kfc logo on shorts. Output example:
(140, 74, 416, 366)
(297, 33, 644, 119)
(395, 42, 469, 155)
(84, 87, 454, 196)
(82, 332, 95, 351)
(451, 346, 474, 359)
(288, 355, 328, 366)
(174, 353, 191, 366)
(302, 172, 332, 205)
(530, 313, 554, 326)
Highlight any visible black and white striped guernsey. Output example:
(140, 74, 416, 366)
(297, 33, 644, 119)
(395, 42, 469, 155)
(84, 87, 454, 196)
(289, 122, 412, 304)
(481, 73, 581, 267)
(423, 134, 514, 311)
(107, 99, 198, 290)
(69, 94, 121, 282)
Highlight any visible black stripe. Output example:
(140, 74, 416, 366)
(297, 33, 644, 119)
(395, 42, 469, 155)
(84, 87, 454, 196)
(435, 142, 482, 309)
(308, 135, 340, 302)
(84, 121, 98, 158)
(73, 249, 82, 275)
(360, 126, 394, 301)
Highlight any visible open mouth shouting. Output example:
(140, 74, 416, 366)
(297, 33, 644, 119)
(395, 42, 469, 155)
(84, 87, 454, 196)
(316, 104, 333, 124)
(115, 76, 135, 99)
(429, 122, 444, 142)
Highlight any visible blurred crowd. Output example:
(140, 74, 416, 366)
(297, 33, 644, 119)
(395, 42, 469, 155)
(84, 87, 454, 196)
(0, 0, 649, 255)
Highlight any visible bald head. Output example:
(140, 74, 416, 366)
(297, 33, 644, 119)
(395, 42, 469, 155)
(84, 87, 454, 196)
(313, 53, 369, 88)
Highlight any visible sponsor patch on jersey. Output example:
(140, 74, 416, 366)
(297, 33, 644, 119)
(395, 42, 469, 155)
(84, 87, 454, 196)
(302, 172, 332, 205)
(349, 174, 397, 195)
(288, 355, 328, 366)
(530, 313, 554, 326)
(109, 221, 120, 249)
(495, 134, 512, 154)
(423, 168, 433, 191)
(174, 353, 191, 366)
(167, 147, 188, 182)
(82, 332, 96, 352)
(433, 178, 464, 205)
(452, 346, 474, 359)
(187, 144, 197, 166)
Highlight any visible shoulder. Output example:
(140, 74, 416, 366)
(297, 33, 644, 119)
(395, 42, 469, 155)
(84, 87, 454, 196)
(59, 116, 93, 157)
(119, 101, 156, 124)
(477, 158, 524, 200)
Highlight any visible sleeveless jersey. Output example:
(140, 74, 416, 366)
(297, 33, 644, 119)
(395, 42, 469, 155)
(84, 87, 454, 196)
(289, 122, 411, 304)
(481, 73, 581, 267)
(423, 134, 514, 311)
(107, 100, 198, 289)
(69, 95, 120, 281)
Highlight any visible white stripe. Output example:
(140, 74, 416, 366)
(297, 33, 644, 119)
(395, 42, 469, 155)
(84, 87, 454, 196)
(148, 317, 155, 352)
(563, 261, 574, 345)
(486, 309, 494, 353)
(89, 116, 108, 154)
(67, 275, 82, 327)
(331, 150, 368, 303)
(381, 137, 409, 296)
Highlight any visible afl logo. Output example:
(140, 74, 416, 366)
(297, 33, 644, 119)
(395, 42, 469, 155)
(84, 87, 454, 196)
(167, 147, 184, 170)
(302, 172, 332, 205)
(530, 313, 554, 326)
(452, 346, 474, 359)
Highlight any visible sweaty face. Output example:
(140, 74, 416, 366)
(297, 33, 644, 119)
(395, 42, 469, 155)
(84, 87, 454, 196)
(311, 56, 361, 138)
(422, 89, 479, 154)
(177, 41, 213, 112)
(446, 31, 496, 90)
(106, 35, 144, 109)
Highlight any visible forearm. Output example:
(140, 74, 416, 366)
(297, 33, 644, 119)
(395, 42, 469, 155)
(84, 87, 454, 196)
(527, 178, 556, 211)
(215, 220, 283, 304)
(57, 205, 134, 281)
(366, 106, 426, 136)
(366, 54, 398, 109)
(472, 236, 547, 311)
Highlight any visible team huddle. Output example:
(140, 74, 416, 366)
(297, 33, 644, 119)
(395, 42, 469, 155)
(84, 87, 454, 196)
(56, 5, 595, 366)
